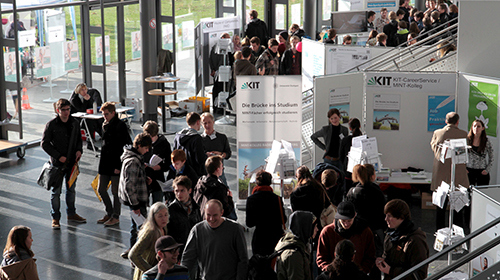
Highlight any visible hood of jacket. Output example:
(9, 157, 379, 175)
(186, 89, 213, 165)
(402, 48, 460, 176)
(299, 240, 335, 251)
(289, 210, 315, 244)
(120, 145, 142, 163)
(275, 232, 308, 253)
(175, 127, 199, 146)
(0, 258, 36, 279)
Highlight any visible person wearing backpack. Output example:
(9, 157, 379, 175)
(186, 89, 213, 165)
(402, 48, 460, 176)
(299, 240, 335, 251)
(275, 211, 317, 280)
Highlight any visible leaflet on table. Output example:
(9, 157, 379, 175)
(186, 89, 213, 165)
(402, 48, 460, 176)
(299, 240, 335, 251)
(130, 210, 146, 227)
(158, 179, 174, 193)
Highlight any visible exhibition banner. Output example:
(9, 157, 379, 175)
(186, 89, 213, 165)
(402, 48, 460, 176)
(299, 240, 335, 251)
(365, 72, 456, 94)
(131, 31, 141, 60)
(428, 95, 455, 132)
(64, 40, 79, 71)
(329, 87, 351, 124)
(35, 46, 51, 78)
(468, 80, 498, 137)
(96, 35, 110, 65)
(373, 94, 400, 130)
(237, 76, 302, 200)
(200, 16, 239, 34)
(302, 39, 325, 91)
(325, 46, 371, 74)
(4, 52, 17, 82)
(162, 24, 174, 50)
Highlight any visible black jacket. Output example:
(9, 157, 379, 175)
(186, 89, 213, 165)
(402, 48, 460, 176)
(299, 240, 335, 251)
(165, 164, 199, 192)
(98, 115, 132, 175)
(346, 182, 387, 232)
(311, 124, 349, 159)
(173, 128, 207, 176)
(69, 88, 103, 114)
(246, 187, 286, 255)
(144, 134, 172, 192)
(41, 115, 82, 169)
(167, 198, 202, 253)
(193, 174, 233, 218)
(280, 49, 301, 75)
(290, 180, 326, 220)
(245, 18, 269, 47)
(383, 20, 399, 47)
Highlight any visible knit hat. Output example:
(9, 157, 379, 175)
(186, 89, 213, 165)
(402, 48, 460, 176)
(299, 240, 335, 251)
(335, 201, 356, 220)
(155, 236, 183, 253)
(279, 31, 289, 41)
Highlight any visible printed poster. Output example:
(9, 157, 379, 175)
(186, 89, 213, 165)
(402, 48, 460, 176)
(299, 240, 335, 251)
(64, 40, 79, 71)
(162, 24, 174, 50)
(96, 35, 111, 65)
(182, 21, 195, 49)
(428, 95, 455, 132)
(373, 94, 400, 130)
(329, 87, 350, 124)
(35, 46, 51, 78)
(469, 80, 498, 137)
(4, 52, 17, 82)
(131, 31, 141, 59)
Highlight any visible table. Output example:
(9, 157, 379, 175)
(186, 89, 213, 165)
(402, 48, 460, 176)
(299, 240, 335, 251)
(145, 75, 179, 134)
(377, 171, 432, 184)
(115, 106, 135, 128)
(72, 112, 103, 156)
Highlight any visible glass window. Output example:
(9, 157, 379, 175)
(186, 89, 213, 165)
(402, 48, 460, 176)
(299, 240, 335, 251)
(275, 4, 286, 30)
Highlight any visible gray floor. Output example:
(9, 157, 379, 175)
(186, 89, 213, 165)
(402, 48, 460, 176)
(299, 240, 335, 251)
(0, 58, 467, 279)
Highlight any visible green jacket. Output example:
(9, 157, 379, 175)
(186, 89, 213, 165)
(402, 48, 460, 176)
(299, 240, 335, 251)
(275, 232, 311, 280)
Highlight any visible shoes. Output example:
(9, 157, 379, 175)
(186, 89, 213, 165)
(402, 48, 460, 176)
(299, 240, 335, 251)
(97, 215, 111, 224)
(52, 219, 60, 229)
(121, 249, 130, 259)
(67, 213, 87, 223)
(104, 217, 119, 226)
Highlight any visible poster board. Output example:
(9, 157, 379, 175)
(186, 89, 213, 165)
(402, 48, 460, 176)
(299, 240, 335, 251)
(96, 35, 111, 65)
(35, 46, 52, 78)
(131, 31, 141, 60)
(313, 72, 364, 165)
(470, 186, 500, 277)
(325, 45, 371, 74)
(64, 40, 79, 71)
(457, 73, 500, 185)
(236, 76, 302, 201)
(364, 72, 457, 171)
(302, 38, 326, 91)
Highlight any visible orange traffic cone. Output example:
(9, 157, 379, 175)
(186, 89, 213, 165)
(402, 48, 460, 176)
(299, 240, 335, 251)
(21, 88, 33, 110)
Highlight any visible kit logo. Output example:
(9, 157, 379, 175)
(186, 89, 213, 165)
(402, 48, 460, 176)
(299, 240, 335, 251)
(202, 22, 214, 29)
(241, 82, 260, 90)
(367, 76, 392, 86)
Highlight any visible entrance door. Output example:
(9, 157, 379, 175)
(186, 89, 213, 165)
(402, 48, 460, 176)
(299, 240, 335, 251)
(269, 0, 289, 39)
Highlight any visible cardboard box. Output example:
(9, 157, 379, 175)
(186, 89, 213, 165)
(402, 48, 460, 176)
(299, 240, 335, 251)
(188, 96, 210, 112)
(178, 99, 203, 113)
(421, 192, 436, 210)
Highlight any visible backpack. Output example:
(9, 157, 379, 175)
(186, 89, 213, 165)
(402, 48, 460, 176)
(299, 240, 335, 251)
(248, 244, 297, 280)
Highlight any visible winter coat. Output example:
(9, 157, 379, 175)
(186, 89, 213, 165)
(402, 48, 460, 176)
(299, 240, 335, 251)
(430, 124, 469, 191)
(194, 174, 234, 218)
(317, 218, 375, 273)
(246, 186, 286, 256)
(143, 134, 172, 193)
(98, 114, 131, 175)
(280, 49, 301, 75)
(118, 146, 148, 210)
(167, 198, 202, 252)
(165, 164, 199, 193)
(233, 59, 257, 76)
(290, 181, 326, 220)
(129, 227, 168, 280)
(69, 88, 103, 114)
(0, 258, 39, 280)
(346, 182, 387, 232)
(41, 115, 82, 169)
(383, 20, 399, 47)
(173, 128, 207, 176)
(245, 18, 269, 47)
(382, 220, 429, 280)
(255, 49, 280, 76)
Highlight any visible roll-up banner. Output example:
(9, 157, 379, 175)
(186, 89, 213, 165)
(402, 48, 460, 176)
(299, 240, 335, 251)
(236, 76, 302, 201)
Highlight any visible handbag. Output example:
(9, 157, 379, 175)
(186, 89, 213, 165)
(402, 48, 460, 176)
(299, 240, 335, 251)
(320, 187, 337, 227)
(37, 161, 63, 190)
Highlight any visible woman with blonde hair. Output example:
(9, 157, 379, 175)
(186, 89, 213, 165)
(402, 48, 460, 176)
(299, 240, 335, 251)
(129, 202, 169, 280)
(1, 226, 39, 280)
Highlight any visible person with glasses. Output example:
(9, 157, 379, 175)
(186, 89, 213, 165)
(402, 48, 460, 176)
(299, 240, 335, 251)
(41, 98, 85, 229)
(142, 236, 189, 280)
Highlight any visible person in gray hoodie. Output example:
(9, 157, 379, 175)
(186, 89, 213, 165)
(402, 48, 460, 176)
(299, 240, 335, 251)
(173, 112, 207, 177)
(275, 211, 316, 280)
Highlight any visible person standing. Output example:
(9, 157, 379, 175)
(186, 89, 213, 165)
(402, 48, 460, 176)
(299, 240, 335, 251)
(430, 112, 469, 230)
(173, 112, 207, 177)
(118, 132, 153, 259)
(375, 8, 390, 33)
(181, 199, 248, 280)
(467, 120, 494, 186)
(245, 10, 269, 48)
(233, 46, 259, 76)
(200, 113, 231, 185)
(97, 102, 132, 227)
(142, 236, 189, 280)
(255, 38, 280, 76)
(311, 108, 349, 171)
(41, 98, 86, 229)
(246, 170, 286, 256)
(280, 35, 302, 75)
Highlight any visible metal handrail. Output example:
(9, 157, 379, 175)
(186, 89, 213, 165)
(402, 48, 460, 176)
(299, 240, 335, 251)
(345, 19, 458, 73)
(393, 216, 500, 280)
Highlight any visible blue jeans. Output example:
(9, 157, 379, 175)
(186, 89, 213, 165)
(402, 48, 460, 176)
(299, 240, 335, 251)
(129, 206, 147, 248)
(98, 174, 121, 219)
(50, 170, 76, 220)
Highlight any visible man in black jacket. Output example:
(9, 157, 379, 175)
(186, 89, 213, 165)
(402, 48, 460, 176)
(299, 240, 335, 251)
(97, 102, 132, 226)
(245, 10, 269, 48)
(383, 11, 399, 47)
(41, 98, 86, 229)
(69, 83, 103, 150)
(173, 112, 207, 177)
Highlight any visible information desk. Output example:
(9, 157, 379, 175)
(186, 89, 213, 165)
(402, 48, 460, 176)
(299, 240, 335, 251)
(377, 171, 432, 192)
(72, 112, 103, 156)
(145, 75, 179, 134)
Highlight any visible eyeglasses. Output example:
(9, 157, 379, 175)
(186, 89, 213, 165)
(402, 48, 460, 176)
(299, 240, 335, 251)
(162, 247, 179, 254)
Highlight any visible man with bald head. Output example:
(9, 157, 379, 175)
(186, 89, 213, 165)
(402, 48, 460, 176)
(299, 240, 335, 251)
(430, 112, 469, 230)
(181, 199, 248, 280)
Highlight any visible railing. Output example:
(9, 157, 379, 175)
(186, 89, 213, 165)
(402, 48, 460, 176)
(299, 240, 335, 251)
(393, 216, 500, 280)
(301, 88, 315, 169)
